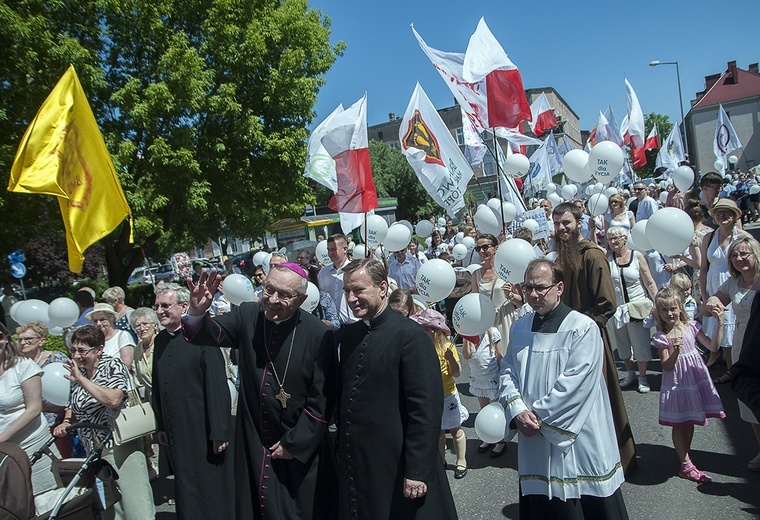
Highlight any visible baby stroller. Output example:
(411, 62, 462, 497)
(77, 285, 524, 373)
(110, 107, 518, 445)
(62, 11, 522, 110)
(0, 422, 120, 520)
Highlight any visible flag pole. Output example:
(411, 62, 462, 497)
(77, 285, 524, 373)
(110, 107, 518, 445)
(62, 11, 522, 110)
(363, 212, 369, 258)
(491, 130, 507, 236)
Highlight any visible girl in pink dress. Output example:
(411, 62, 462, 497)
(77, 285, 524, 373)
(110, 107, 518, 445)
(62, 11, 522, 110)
(653, 288, 726, 483)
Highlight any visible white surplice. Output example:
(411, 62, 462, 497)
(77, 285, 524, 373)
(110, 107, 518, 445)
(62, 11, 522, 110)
(499, 310, 624, 500)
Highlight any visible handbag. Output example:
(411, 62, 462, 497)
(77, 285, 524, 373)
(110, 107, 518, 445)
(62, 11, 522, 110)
(113, 389, 157, 446)
(615, 254, 653, 326)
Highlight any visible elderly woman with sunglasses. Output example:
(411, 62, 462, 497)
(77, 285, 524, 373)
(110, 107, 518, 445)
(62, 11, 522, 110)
(0, 323, 60, 494)
(53, 325, 155, 519)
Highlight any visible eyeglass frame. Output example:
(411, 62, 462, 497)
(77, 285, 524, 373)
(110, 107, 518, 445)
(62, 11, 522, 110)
(153, 302, 183, 312)
(729, 251, 752, 261)
(70, 346, 99, 355)
(521, 283, 560, 297)
(17, 336, 43, 344)
(262, 285, 301, 302)
(474, 244, 494, 253)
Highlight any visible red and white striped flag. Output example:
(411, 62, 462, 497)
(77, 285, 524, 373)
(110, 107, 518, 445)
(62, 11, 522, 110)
(529, 92, 558, 136)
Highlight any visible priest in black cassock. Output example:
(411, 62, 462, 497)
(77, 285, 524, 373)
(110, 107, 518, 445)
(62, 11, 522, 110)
(183, 263, 338, 520)
(152, 283, 233, 520)
(337, 258, 457, 520)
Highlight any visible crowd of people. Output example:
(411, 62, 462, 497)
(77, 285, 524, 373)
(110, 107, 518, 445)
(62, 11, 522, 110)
(3, 166, 760, 519)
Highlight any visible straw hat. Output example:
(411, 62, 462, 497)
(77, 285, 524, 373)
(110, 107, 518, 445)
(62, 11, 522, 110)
(708, 198, 742, 220)
(85, 303, 118, 322)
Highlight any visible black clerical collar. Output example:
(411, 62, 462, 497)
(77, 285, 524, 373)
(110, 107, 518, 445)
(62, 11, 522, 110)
(364, 302, 390, 329)
(531, 303, 572, 333)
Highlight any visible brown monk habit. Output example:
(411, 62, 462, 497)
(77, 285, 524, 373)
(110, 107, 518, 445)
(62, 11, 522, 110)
(559, 239, 638, 474)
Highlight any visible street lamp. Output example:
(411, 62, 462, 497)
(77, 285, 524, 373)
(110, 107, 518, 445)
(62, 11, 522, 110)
(649, 60, 689, 157)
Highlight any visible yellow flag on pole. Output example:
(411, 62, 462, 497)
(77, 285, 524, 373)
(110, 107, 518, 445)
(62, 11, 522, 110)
(8, 65, 131, 273)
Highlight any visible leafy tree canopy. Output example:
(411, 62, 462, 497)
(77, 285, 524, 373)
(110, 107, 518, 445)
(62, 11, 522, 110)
(0, 0, 343, 285)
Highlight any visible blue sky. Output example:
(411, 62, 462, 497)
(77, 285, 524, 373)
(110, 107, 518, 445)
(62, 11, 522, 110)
(307, 0, 760, 133)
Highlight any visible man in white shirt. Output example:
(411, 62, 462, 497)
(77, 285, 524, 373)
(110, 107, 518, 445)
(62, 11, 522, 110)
(387, 247, 421, 292)
(317, 234, 358, 327)
(633, 182, 658, 221)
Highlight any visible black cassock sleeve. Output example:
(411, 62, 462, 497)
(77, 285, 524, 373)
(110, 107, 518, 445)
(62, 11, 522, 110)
(201, 345, 232, 441)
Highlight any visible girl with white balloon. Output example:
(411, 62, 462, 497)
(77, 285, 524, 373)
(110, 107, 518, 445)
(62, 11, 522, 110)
(0, 323, 62, 494)
(461, 321, 505, 456)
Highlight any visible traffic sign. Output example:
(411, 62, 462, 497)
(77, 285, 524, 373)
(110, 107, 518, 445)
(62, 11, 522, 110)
(10, 262, 26, 279)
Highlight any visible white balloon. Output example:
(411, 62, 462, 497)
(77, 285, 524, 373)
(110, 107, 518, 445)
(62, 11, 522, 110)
(415, 220, 434, 237)
(315, 240, 330, 264)
(474, 205, 501, 236)
(425, 237, 433, 247)
(396, 220, 414, 234)
(750, 185, 760, 195)
(451, 243, 468, 260)
(547, 192, 562, 207)
(437, 217, 447, 227)
(561, 184, 578, 200)
(466, 263, 482, 274)
(455, 232, 464, 244)
(729, 155, 739, 165)
(15, 299, 50, 326)
(9, 300, 23, 323)
(588, 141, 625, 180)
(253, 251, 269, 266)
(494, 239, 538, 283)
(47, 297, 79, 328)
(361, 215, 389, 248)
(474, 402, 507, 444)
(301, 282, 320, 313)
(659, 191, 668, 204)
(522, 219, 539, 233)
(604, 187, 618, 198)
(562, 149, 591, 182)
(262, 253, 273, 274)
(383, 224, 412, 252)
(630, 220, 653, 252)
(452, 293, 497, 336)
(487, 198, 502, 211)
(223, 274, 255, 306)
(659, 181, 667, 190)
(501, 202, 517, 223)
(415, 259, 457, 302)
(587, 193, 609, 217)
(504, 153, 530, 177)
(545, 251, 559, 262)
(436, 243, 448, 254)
(591, 182, 604, 195)
(673, 165, 695, 192)
(437, 227, 446, 236)
(462, 236, 476, 252)
(352, 244, 366, 259)
(41, 362, 70, 407)
(646, 207, 694, 256)
(48, 326, 64, 336)
(546, 182, 557, 194)
(714, 159, 724, 171)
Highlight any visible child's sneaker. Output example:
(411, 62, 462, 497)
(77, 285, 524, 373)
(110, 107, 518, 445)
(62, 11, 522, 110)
(637, 378, 650, 393)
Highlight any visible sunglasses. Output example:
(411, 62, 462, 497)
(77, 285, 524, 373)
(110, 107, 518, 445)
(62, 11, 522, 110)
(475, 244, 494, 252)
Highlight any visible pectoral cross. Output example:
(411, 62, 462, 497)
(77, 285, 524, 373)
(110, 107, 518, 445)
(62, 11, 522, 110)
(276, 387, 291, 408)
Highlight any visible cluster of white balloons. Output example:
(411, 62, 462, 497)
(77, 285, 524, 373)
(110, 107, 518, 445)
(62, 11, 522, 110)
(9, 297, 80, 334)
(562, 142, 625, 184)
(474, 199, 518, 236)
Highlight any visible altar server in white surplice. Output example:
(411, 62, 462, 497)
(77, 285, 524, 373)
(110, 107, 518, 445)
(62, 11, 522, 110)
(499, 259, 629, 519)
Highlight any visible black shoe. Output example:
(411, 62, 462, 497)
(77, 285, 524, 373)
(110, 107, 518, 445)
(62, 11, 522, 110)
(477, 442, 492, 454)
(454, 465, 468, 479)
(490, 442, 507, 458)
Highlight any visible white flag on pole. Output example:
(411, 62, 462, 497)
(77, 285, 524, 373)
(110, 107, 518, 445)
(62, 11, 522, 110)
(656, 124, 686, 175)
(625, 79, 646, 148)
(399, 83, 474, 217)
(713, 103, 742, 171)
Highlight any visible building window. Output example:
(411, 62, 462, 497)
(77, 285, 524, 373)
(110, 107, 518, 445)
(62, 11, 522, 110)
(483, 154, 495, 176)
(389, 142, 399, 149)
(378, 131, 384, 140)
(456, 127, 464, 145)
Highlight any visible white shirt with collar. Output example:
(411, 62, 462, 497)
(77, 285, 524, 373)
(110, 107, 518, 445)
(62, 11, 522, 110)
(317, 258, 358, 327)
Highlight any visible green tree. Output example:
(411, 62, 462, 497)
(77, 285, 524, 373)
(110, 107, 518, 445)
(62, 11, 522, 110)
(0, 0, 343, 285)
(635, 112, 673, 179)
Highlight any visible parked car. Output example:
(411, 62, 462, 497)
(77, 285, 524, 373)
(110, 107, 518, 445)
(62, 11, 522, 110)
(127, 267, 155, 286)
(150, 264, 178, 283)
(229, 250, 260, 277)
